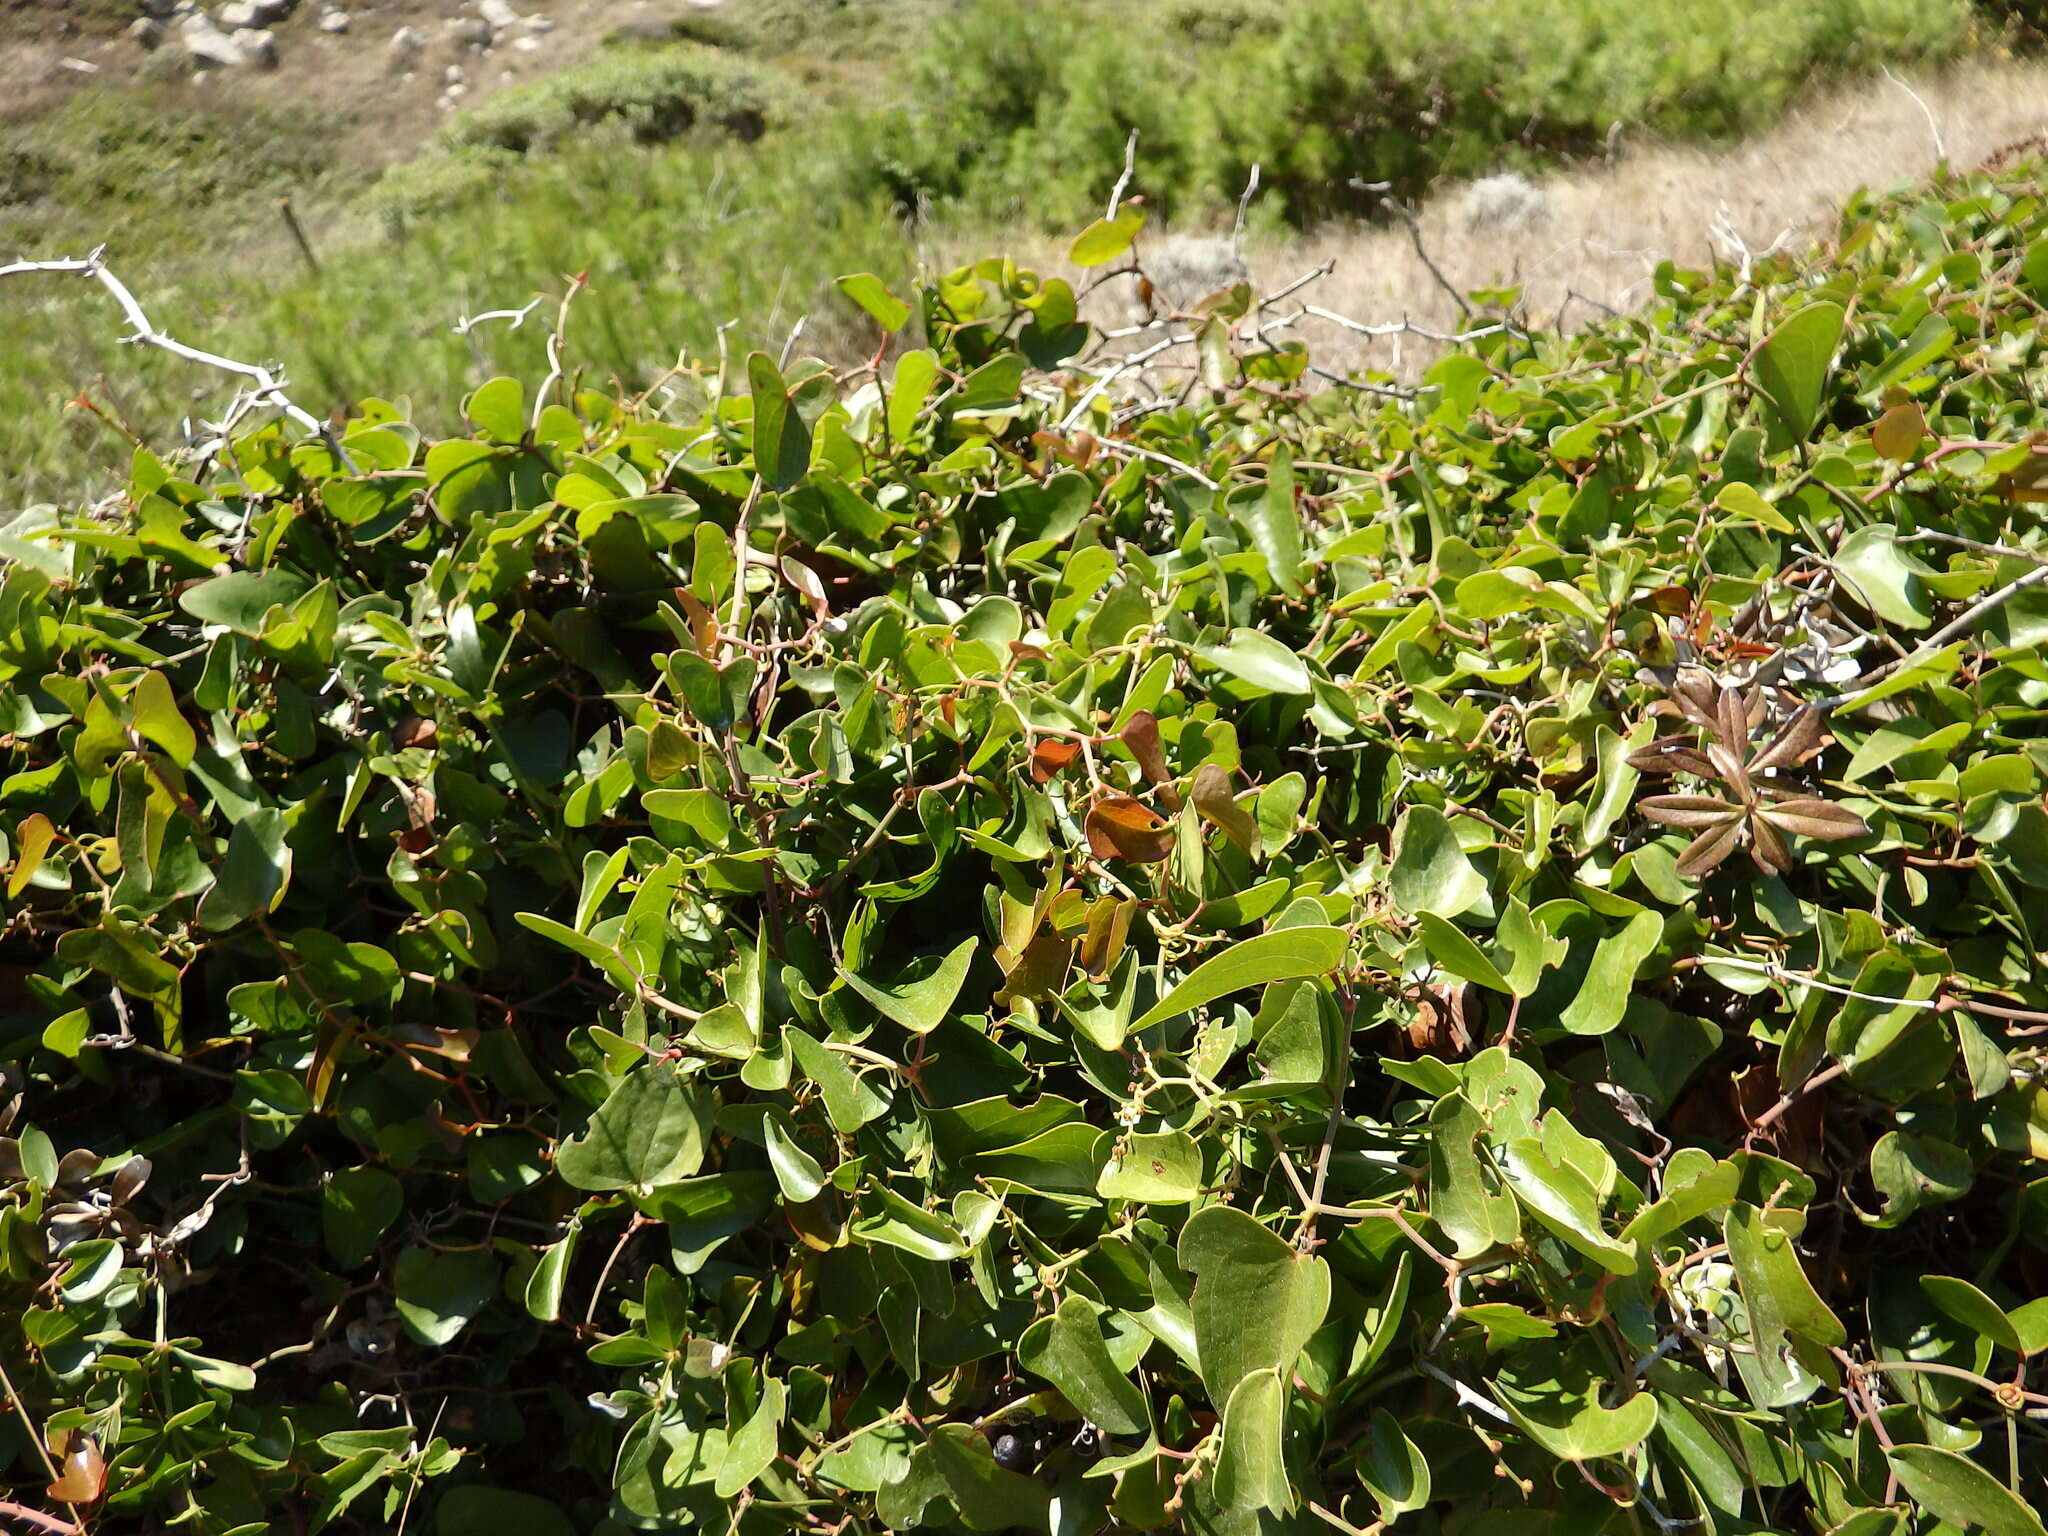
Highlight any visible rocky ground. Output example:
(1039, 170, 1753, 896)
(0, 0, 725, 172)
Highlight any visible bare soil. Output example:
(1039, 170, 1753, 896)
(0, 0, 718, 175)
(950, 56, 2048, 380)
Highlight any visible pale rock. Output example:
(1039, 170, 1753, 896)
(1460, 172, 1549, 233)
(444, 14, 492, 48)
(387, 23, 425, 68)
(317, 8, 349, 31)
(215, 1, 260, 29)
(442, 62, 465, 85)
(231, 26, 278, 66)
(511, 32, 539, 50)
(127, 16, 165, 46)
(181, 15, 247, 66)
(477, 0, 518, 29)
(523, 12, 552, 29)
(1121, 233, 1249, 325)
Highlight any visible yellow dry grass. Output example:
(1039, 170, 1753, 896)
(930, 56, 2048, 382)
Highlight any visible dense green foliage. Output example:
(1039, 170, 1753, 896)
(5, 152, 2048, 1535)
(867, 0, 1976, 225)
(0, 0, 1995, 498)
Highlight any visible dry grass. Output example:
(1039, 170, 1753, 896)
(938, 56, 2048, 383)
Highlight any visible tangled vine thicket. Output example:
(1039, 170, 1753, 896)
(3, 155, 2048, 1536)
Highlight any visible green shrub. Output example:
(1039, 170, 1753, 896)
(436, 44, 791, 155)
(0, 87, 341, 255)
(5, 160, 2048, 1533)
(868, 0, 1976, 224)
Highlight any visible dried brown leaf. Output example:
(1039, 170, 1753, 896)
(1030, 738, 1082, 784)
(1755, 797, 1870, 841)
(1675, 817, 1748, 878)
(1188, 763, 1258, 853)
(1749, 705, 1828, 773)
(1085, 795, 1177, 863)
(1748, 813, 1792, 876)
(1640, 794, 1744, 829)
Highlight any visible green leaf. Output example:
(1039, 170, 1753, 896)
(1920, 1276, 2024, 1354)
(1498, 1138, 1636, 1273)
(763, 1113, 826, 1204)
(749, 352, 811, 492)
(1195, 628, 1313, 694)
(195, 808, 292, 932)
(1833, 525, 1936, 630)
(393, 1246, 500, 1347)
(1178, 1203, 1330, 1403)
(1097, 1128, 1202, 1204)
(1234, 450, 1302, 597)
(1885, 1444, 2047, 1536)
(1390, 805, 1486, 917)
(838, 935, 976, 1034)
(1069, 209, 1146, 268)
(525, 1218, 580, 1323)
(1428, 1090, 1521, 1259)
(1215, 1367, 1289, 1514)
(464, 376, 527, 443)
(321, 1167, 402, 1271)
(878, 1423, 1051, 1531)
(130, 670, 196, 768)
(1130, 926, 1346, 1032)
(1017, 1295, 1148, 1435)
(1495, 1341, 1659, 1461)
(554, 1064, 709, 1193)
(1414, 912, 1511, 992)
(834, 272, 911, 332)
(715, 1374, 786, 1498)
(1557, 911, 1663, 1034)
(178, 569, 310, 635)
(786, 1028, 889, 1131)
(1867, 1131, 1972, 1227)
(1752, 301, 1844, 446)
(1725, 1200, 1846, 1397)
(7, 812, 56, 900)
(1360, 1408, 1431, 1521)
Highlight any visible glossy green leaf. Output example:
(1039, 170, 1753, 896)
(554, 1064, 709, 1193)
(1130, 926, 1346, 1032)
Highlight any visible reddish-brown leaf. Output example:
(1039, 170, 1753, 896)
(1675, 817, 1748, 878)
(1748, 813, 1792, 876)
(1119, 710, 1180, 808)
(1872, 400, 1927, 463)
(1638, 585, 1694, 616)
(1640, 794, 1743, 829)
(1085, 796, 1177, 863)
(1626, 737, 1717, 777)
(45, 1428, 105, 1504)
(1756, 797, 1870, 841)
(1077, 896, 1135, 978)
(1030, 738, 1082, 784)
(675, 588, 721, 658)
(391, 715, 438, 750)
(1188, 763, 1258, 853)
(1749, 706, 1829, 773)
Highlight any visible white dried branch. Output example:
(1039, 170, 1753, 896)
(1300, 304, 1514, 345)
(1231, 162, 1261, 266)
(450, 296, 544, 337)
(1, 248, 330, 442)
(1106, 129, 1140, 221)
